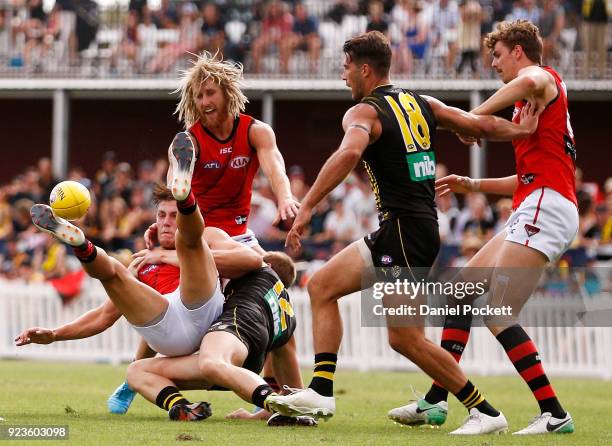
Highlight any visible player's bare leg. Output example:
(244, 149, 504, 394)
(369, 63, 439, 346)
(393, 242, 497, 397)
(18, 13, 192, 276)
(31, 204, 168, 326)
(169, 131, 219, 308)
(266, 240, 506, 433)
(486, 241, 573, 434)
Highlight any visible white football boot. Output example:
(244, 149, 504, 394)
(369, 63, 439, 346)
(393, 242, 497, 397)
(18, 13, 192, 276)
(265, 387, 335, 420)
(31, 204, 85, 246)
(449, 408, 508, 435)
(168, 131, 197, 201)
(512, 412, 574, 435)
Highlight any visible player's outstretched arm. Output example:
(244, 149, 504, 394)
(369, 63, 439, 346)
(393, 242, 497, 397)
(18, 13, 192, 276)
(436, 174, 518, 197)
(286, 104, 374, 251)
(14, 299, 121, 345)
(424, 96, 540, 141)
(251, 121, 300, 223)
(204, 227, 264, 278)
(471, 66, 552, 115)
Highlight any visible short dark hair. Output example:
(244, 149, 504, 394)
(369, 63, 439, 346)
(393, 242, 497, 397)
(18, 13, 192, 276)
(264, 251, 297, 287)
(152, 183, 174, 205)
(484, 20, 543, 64)
(343, 31, 392, 77)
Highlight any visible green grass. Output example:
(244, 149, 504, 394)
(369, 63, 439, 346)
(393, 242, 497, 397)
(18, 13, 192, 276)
(0, 360, 610, 445)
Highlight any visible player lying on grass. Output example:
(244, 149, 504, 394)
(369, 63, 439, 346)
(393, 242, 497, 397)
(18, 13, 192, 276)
(16, 157, 310, 424)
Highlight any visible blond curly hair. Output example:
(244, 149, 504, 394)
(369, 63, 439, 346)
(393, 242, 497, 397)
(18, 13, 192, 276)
(174, 51, 249, 128)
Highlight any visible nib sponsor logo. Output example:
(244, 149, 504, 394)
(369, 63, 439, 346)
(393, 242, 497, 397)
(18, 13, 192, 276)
(524, 224, 540, 238)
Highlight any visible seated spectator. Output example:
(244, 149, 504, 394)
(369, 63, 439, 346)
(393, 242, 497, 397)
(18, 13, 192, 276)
(323, 198, 362, 243)
(288, 165, 310, 202)
(136, 7, 158, 72)
(250, 0, 293, 73)
(147, 2, 202, 73)
(452, 234, 484, 267)
(280, 2, 321, 74)
(366, 1, 389, 36)
(505, 0, 540, 23)
(431, 0, 459, 75)
(111, 10, 139, 73)
(493, 198, 513, 235)
(153, 0, 179, 29)
(582, 0, 609, 78)
(199, 3, 226, 55)
(539, 0, 565, 64)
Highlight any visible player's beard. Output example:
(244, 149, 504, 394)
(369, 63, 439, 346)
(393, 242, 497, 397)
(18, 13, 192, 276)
(199, 104, 230, 129)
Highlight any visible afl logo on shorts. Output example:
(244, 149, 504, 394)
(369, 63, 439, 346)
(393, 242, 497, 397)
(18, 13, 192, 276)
(230, 156, 250, 168)
(381, 255, 393, 265)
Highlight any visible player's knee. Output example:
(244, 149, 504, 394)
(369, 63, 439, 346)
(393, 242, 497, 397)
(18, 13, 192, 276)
(307, 272, 331, 303)
(198, 357, 225, 381)
(387, 329, 427, 359)
(126, 360, 146, 391)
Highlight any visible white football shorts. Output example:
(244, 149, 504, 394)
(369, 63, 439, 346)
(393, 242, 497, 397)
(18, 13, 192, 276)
(132, 281, 224, 357)
(505, 187, 579, 262)
(232, 228, 261, 248)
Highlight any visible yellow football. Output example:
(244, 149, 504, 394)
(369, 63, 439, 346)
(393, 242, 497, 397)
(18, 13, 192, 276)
(49, 181, 91, 221)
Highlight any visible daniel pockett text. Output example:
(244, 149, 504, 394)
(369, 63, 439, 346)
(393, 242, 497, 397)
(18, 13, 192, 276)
(370, 279, 513, 318)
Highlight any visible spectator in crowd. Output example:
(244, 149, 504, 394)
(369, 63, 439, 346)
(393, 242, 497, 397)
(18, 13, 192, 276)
(111, 9, 139, 73)
(431, 0, 460, 74)
(452, 234, 483, 266)
(326, 0, 360, 25)
(322, 198, 362, 243)
(199, 3, 226, 55)
(405, 0, 432, 70)
(366, 0, 390, 36)
(456, 0, 483, 76)
(288, 165, 310, 202)
(54, 0, 77, 63)
(493, 198, 513, 235)
(506, 0, 541, 23)
(153, 0, 179, 29)
(581, 0, 609, 78)
(250, 0, 293, 73)
(147, 2, 202, 73)
(136, 7, 158, 72)
(280, 2, 321, 74)
(539, 0, 565, 64)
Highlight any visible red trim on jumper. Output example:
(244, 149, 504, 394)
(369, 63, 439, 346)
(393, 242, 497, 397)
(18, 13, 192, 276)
(507, 341, 538, 363)
(520, 363, 546, 383)
(525, 240, 530, 246)
(533, 187, 545, 224)
(441, 328, 470, 344)
(450, 352, 461, 362)
(533, 384, 556, 401)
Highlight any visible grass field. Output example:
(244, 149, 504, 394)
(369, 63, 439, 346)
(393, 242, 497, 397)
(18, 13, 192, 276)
(0, 360, 610, 445)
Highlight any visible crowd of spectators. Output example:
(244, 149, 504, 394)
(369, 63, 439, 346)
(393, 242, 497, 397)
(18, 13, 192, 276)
(1, 153, 611, 297)
(0, 0, 610, 77)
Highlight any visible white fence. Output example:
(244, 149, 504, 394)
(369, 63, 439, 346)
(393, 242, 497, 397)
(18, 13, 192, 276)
(1, 280, 611, 380)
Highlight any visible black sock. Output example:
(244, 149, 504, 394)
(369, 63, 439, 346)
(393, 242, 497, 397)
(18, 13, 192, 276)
(308, 352, 337, 397)
(263, 376, 280, 393)
(251, 384, 276, 412)
(425, 313, 472, 404)
(177, 191, 197, 215)
(454, 380, 500, 417)
(72, 240, 97, 263)
(496, 325, 566, 418)
(155, 386, 190, 411)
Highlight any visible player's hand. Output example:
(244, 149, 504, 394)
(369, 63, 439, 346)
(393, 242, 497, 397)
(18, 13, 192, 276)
(14, 327, 56, 346)
(225, 408, 271, 420)
(455, 132, 481, 146)
(519, 101, 541, 135)
(132, 249, 165, 266)
(274, 197, 301, 225)
(144, 223, 159, 250)
(435, 174, 479, 197)
(285, 206, 312, 252)
(127, 256, 146, 277)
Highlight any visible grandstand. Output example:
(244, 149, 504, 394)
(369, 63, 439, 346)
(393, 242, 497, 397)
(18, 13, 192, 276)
(0, 4, 611, 442)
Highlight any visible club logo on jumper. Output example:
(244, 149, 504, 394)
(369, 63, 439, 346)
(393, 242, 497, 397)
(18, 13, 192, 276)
(220, 146, 232, 154)
(524, 224, 540, 238)
(140, 264, 158, 275)
(391, 265, 402, 278)
(202, 160, 220, 169)
(521, 173, 535, 184)
(230, 156, 250, 168)
(406, 152, 436, 181)
(563, 134, 576, 161)
(381, 255, 393, 265)
(235, 215, 248, 225)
